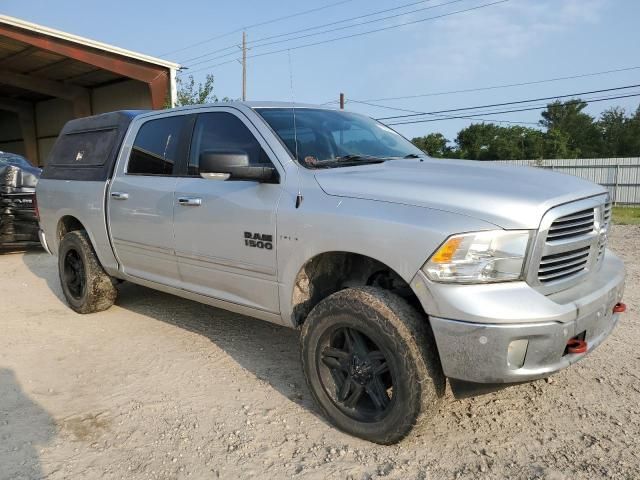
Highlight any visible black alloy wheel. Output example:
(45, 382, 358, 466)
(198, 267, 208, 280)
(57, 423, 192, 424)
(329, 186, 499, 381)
(63, 249, 86, 299)
(318, 326, 395, 423)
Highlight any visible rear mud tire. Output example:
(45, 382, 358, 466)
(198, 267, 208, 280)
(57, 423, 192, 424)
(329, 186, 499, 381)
(58, 230, 117, 314)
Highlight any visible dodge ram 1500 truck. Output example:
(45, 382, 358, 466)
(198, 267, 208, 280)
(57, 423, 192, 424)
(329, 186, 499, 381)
(36, 103, 626, 444)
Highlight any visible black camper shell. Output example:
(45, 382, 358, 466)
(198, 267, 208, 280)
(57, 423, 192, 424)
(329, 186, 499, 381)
(41, 110, 147, 182)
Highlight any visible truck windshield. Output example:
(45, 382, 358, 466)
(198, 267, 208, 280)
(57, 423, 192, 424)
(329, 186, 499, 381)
(256, 108, 425, 168)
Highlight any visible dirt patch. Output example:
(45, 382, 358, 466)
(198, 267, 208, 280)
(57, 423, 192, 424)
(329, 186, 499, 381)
(0, 226, 638, 479)
(59, 413, 111, 442)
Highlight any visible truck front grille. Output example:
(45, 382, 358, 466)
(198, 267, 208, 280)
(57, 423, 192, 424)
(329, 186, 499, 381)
(546, 208, 595, 241)
(529, 195, 611, 293)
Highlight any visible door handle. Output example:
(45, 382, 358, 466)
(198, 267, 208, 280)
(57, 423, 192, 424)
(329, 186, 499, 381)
(177, 197, 202, 206)
(111, 191, 129, 200)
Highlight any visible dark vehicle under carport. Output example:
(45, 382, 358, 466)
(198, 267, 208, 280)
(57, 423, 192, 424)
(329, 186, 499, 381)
(0, 152, 41, 249)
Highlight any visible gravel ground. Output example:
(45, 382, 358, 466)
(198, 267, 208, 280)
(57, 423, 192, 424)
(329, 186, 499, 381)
(1, 225, 638, 480)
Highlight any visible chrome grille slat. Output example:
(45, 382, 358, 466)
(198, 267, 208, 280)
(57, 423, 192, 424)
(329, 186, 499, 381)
(548, 218, 595, 230)
(538, 262, 589, 282)
(547, 226, 594, 240)
(539, 245, 590, 262)
(551, 214, 594, 226)
(552, 208, 594, 223)
(539, 254, 590, 274)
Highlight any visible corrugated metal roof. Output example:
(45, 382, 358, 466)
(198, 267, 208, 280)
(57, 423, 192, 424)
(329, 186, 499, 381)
(0, 14, 180, 70)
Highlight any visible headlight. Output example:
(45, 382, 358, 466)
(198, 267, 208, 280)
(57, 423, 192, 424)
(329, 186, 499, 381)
(424, 230, 531, 283)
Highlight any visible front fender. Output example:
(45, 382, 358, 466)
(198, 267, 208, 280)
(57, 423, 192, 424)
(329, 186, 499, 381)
(276, 190, 496, 327)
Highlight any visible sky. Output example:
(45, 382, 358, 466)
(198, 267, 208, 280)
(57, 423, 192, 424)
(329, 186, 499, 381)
(3, 0, 640, 141)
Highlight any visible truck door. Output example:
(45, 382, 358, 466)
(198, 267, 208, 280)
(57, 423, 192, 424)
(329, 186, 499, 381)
(173, 110, 282, 313)
(108, 115, 191, 285)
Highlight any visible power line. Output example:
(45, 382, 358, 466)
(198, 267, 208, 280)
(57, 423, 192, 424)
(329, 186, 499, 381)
(178, 0, 438, 64)
(348, 99, 541, 125)
(160, 0, 356, 58)
(248, 0, 445, 48)
(384, 92, 640, 126)
(325, 66, 640, 104)
(376, 83, 640, 120)
(385, 94, 640, 125)
(180, 0, 462, 67)
(385, 92, 640, 125)
(184, 0, 467, 69)
(180, 0, 509, 76)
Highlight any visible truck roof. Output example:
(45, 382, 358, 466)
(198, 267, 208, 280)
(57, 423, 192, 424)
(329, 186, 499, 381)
(40, 103, 339, 181)
(129, 102, 337, 121)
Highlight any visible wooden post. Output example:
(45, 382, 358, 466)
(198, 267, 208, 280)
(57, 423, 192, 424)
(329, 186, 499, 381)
(19, 109, 39, 166)
(614, 164, 620, 205)
(242, 31, 247, 101)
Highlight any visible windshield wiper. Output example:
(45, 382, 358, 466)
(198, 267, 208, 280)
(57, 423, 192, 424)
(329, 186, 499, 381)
(306, 155, 388, 168)
(336, 154, 377, 161)
(403, 153, 423, 159)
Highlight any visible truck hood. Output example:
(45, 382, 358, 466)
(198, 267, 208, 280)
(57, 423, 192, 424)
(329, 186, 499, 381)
(314, 158, 606, 229)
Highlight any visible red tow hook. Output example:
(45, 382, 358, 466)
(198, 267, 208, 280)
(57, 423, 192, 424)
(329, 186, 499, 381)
(567, 338, 588, 354)
(613, 302, 627, 314)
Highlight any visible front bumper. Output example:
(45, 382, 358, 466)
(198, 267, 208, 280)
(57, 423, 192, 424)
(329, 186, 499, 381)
(411, 252, 625, 383)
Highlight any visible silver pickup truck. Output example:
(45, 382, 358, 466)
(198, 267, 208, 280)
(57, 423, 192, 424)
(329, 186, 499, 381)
(37, 102, 626, 444)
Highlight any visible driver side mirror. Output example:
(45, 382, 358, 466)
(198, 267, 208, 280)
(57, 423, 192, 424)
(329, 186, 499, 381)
(199, 150, 278, 183)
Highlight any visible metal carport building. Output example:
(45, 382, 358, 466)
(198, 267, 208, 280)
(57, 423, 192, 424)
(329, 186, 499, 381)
(0, 15, 179, 166)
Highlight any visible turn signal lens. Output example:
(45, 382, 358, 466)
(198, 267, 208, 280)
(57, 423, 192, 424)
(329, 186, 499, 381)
(430, 237, 463, 263)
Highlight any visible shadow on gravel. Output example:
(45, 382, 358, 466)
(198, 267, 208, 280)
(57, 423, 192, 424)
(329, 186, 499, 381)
(448, 379, 521, 399)
(19, 251, 326, 421)
(114, 281, 328, 422)
(21, 250, 67, 303)
(0, 368, 55, 480)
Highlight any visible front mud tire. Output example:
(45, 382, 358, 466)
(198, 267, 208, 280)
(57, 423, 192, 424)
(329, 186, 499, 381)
(58, 230, 117, 314)
(300, 287, 445, 444)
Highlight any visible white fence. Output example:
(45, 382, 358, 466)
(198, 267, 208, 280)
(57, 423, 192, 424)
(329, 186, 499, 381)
(489, 157, 640, 205)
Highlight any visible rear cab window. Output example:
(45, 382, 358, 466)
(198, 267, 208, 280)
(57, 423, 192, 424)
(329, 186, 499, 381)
(127, 116, 191, 175)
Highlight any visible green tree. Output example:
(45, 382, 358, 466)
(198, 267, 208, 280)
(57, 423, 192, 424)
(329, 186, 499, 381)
(598, 107, 627, 156)
(539, 100, 602, 157)
(411, 133, 453, 158)
(620, 106, 640, 156)
(542, 128, 572, 159)
(454, 123, 500, 160)
(168, 74, 231, 107)
(452, 124, 545, 160)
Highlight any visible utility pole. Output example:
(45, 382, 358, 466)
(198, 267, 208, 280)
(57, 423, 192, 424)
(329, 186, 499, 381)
(242, 31, 247, 101)
(339, 92, 345, 109)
